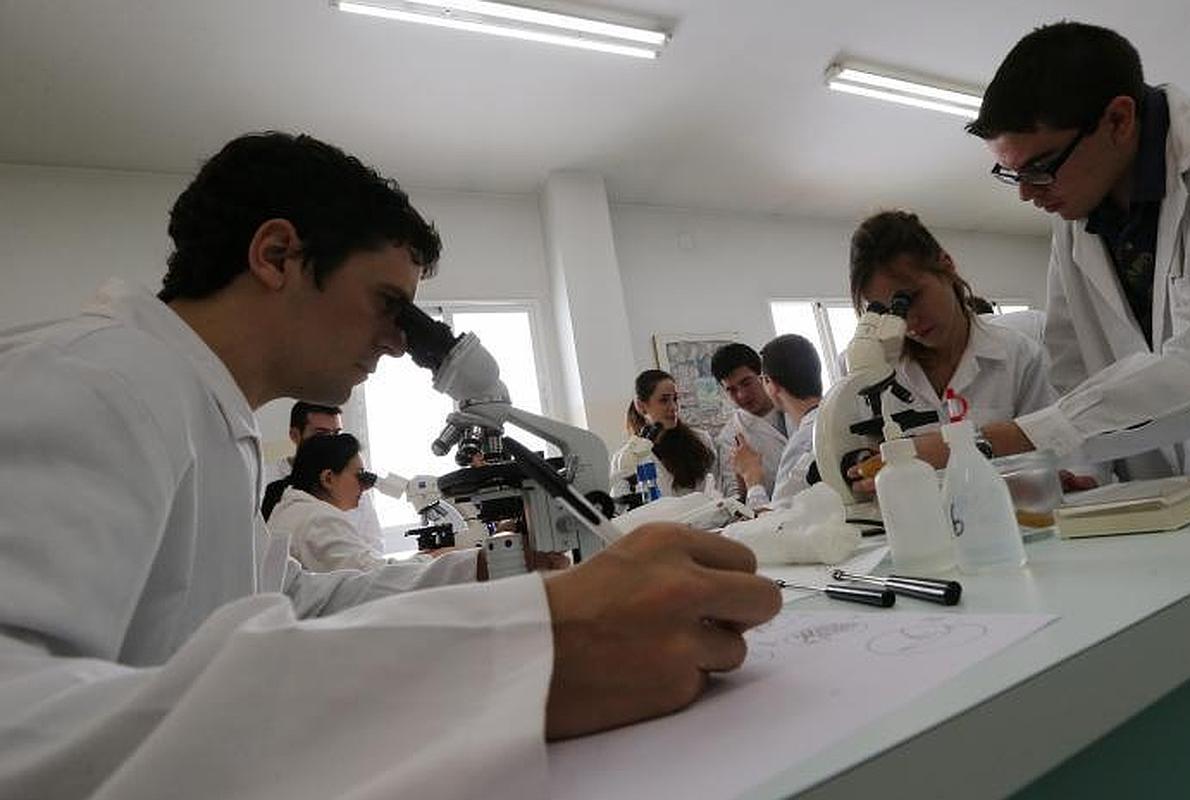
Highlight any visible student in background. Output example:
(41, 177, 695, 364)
(265, 401, 343, 482)
(261, 401, 342, 518)
(964, 21, 1190, 480)
(711, 342, 789, 501)
(610, 368, 718, 497)
(261, 402, 383, 559)
(269, 432, 390, 572)
(734, 334, 822, 509)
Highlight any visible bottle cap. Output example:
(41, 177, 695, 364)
(879, 437, 916, 463)
(944, 388, 969, 422)
(941, 419, 975, 444)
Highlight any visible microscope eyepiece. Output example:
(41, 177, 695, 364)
(889, 291, 913, 318)
(394, 298, 460, 372)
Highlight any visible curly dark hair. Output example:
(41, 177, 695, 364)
(160, 132, 441, 302)
(967, 21, 1144, 139)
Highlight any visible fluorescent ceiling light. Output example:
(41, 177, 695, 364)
(825, 63, 982, 120)
(334, 0, 669, 59)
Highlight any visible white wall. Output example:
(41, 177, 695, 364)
(610, 204, 1051, 370)
(0, 164, 183, 326)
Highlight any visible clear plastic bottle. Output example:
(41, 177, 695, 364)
(874, 437, 956, 573)
(941, 420, 1027, 572)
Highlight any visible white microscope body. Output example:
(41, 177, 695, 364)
(813, 293, 937, 505)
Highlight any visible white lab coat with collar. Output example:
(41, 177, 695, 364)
(744, 407, 818, 510)
(894, 319, 1058, 434)
(0, 280, 553, 800)
(271, 485, 391, 571)
(1017, 84, 1190, 479)
(714, 408, 789, 499)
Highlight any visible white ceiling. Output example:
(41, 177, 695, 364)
(2, 0, 1189, 235)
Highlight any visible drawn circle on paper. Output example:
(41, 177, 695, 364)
(865, 620, 989, 655)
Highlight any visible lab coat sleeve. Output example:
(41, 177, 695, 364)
(284, 548, 481, 618)
(0, 575, 553, 800)
(1041, 240, 1091, 395)
(608, 435, 653, 481)
(1017, 335, 1190, 457)
(0, 343, 180, 662)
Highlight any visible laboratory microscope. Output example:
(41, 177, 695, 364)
(812, 291, 938, 505)
(392, 297, 622, 579)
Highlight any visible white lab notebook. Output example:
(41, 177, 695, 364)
(1056, 476, 1190, 539)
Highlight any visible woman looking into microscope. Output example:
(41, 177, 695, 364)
(845, 210, 1066, 490)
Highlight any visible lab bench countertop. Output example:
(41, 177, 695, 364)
(743, 527, 1190, 799)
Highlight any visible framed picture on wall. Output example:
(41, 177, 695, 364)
(652, 332, 739, 438)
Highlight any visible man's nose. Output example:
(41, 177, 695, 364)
(380, 324, 407, 357)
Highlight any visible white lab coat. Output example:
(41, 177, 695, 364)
(0, 280, 553, 799)
(714, 408, 790, 499)
(610, 427, 718, 497)
(1017, 84, 1190, 479)
(893, 318, 1057, 434)
(269, 455, 386, 554)
(984, 309, 1047, 345)
(270, 486, 392, 571)
(744, 407, 818, 510)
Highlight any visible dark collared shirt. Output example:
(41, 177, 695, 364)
(1086, 86, 1170, 348)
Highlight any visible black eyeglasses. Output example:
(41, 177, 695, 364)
(990, 127, 1089, 187)
(356, 470, 378, 490)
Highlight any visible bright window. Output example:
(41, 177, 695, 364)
(362, 304, 549, 540)
(768, 300, 857, 387)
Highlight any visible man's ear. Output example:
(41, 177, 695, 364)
(1104, 95, 1138, 145)
(247, 219, 302, 291)
(289, 427, 302, 448)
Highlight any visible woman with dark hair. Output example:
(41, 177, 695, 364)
(848, 210, 1056, 438)
(610, 369, 718, 497)
(267, 432, 388, 572)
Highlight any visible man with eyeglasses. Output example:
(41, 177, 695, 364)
(960, 21, 1190, 480)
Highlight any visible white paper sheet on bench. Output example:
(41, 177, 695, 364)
(549, 608, 1056, 800)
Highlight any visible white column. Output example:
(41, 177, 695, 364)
(540, 171, 636, 452)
